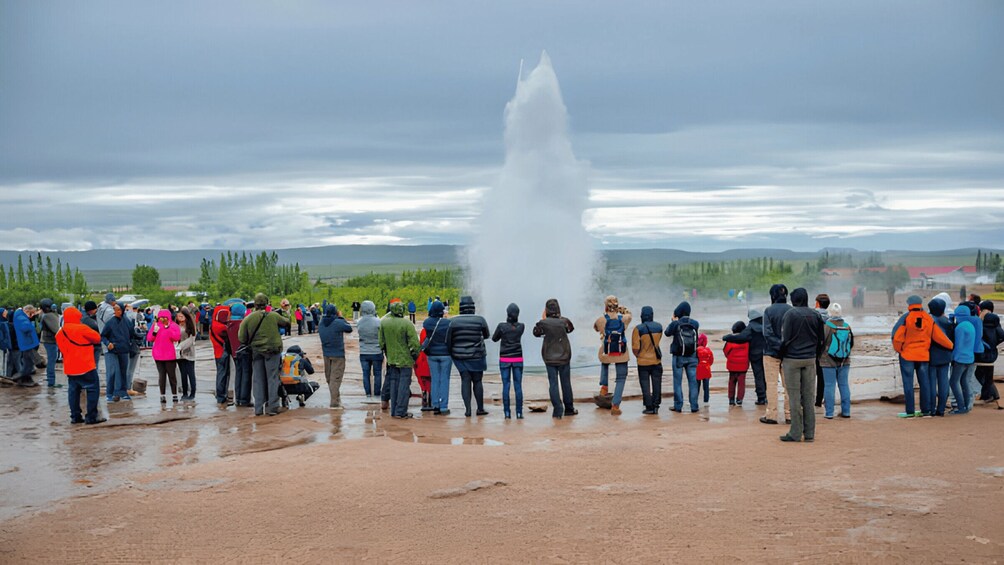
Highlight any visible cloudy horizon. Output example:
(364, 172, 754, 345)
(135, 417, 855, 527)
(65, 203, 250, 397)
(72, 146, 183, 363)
(2, 1, 1002, 253)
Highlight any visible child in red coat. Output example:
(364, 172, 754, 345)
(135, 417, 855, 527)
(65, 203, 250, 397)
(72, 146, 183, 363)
(724, 321, 751, 406)
(696, 334, 714, 404)
(415, 328, 433, 411)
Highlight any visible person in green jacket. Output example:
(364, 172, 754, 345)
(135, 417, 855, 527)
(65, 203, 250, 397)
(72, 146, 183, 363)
(239, 293, 292, 416)
(378, 301, 420, 419)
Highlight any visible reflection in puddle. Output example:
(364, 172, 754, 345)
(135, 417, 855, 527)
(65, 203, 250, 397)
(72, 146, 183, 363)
(387, 433, 504, 446)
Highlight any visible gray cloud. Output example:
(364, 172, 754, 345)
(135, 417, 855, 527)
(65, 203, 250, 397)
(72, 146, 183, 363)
(1, 0, 1002, 251)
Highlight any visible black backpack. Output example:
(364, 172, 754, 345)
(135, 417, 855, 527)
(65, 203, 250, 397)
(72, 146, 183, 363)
(676, 321, 698, 357)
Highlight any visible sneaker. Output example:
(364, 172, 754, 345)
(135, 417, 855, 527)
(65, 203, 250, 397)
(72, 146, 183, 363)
(85, 417, 108, 425)
(49, 383, 64, 389)
(328, 405, 344, 411)
(70, 418, 85, 424)
(599, 385, 608, 396)
(160, 395, 167, 404)
(172, 395, 179, 403)
(736, 400, 743, 406)
(839, 413, 850, 418)
(439, 409, 451, 416)
(642, 408, 656, 415)
(121, 395, 132, 401)
(611, 405, 622, 416)
(729, 400, 736, 406)
(779, 434, 800, 442)
(785, 419, 791, 424)
(516, 412, 523, 419)
(759, 416, 778, 425)
(476, 409, 489, 416)
(565, 408, 578, 416)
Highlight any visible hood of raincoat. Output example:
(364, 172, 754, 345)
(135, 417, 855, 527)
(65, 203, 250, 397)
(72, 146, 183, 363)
(545, 298, 561, 318)
(63, 306, 82, 324)
(428, 300, 445, 318)
(506, 303, 519, 323)
(641, 306, 654, 323)
(928, 298, 947, 317)
(698, 333, 708, 347)
(390, 301, 406, 317)
(673, 301, 691, 318)
(322, 304, 338, 327)
(361, 300, 377, 317)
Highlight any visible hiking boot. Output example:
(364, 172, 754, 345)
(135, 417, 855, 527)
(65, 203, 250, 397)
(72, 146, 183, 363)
(611, 405, 622, 416)
(381, 400, 389, 410)
(642, 408, 656, 415)
(85, 417, 108, 425)
(599, 385, 608, 396)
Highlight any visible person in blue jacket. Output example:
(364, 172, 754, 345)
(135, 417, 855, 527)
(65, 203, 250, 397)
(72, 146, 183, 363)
(318, 304, 353, 409)
(13, 305, 40, 386)
(949, 305, 977, 414)
(423, 300, 453, 414)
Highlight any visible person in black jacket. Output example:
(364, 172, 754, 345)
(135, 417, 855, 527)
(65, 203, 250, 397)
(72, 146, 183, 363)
(446, 296, 490, 417)
(779, 288, 823, 443)
(492, 303, 525, 419)
(760, 284, 792, 425)
(533, 298, 576, 418)
(100, 303, 133, 402)
(723, 308, 766, 405)
(664, 301, 701, 413)
(976, 300, 1002, 403)
(928, 298, 955, 416)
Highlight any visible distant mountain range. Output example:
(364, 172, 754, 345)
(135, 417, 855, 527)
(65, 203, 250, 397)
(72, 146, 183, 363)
(0, 245, 995, 271)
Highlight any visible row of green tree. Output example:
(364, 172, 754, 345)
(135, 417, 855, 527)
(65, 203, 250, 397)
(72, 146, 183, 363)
(668, 257, 819, 296)
(0, 253, 89, 307)
(193, 251, 309, 300)
(816, 250, 885, 270)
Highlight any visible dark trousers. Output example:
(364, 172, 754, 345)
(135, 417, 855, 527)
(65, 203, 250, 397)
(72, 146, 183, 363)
(387, 365, 412, 417)
(729, 371, 747, 402)
(931, 363, 951, 416)
(814, 359, 825, 407)
(381, 361, 393, 402)
(546, 364, 574, 417)
(215, 356, 231, 403)
(68, 369, 100, 423)
(19, 348, 36, 379)
(156, 359, 178, 395)
(699, 378, 710, 403)
(976, 365, 999, 402)
(750, 356, 766, 403)
(178, 358, 196, 397)
(234, 352, 252, 405)
(459, 369, 485, 415)
(638, 364, 663, 410)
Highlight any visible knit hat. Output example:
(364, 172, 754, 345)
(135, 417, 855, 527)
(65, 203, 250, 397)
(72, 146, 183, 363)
(827, 303, 842, 318)
(254, 293, 269, 307)
(906, 295, 923, 306)
(83, 300, 98, 313)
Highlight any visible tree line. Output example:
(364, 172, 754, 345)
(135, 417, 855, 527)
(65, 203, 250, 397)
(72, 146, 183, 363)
(0, 253, 89, 306)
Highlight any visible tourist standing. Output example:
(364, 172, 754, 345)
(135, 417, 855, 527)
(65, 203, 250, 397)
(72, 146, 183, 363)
(351, 301, 361, 322)
(820, 303, 853, 419)
(723, 309, 766, 405)
(664, 301, 701, 413)
(38, 299, 61, 388)
(100, 302, 133, 402)
(55, 307, 105, 424)
(239, 294, 292, 416)
(357, 300, 384, 402)
(378, 301, 420, 419)
(891, 295, 953, 417)
(177, 308, 198, 401)
(723, 321, 750, 406)
(147, 309, 181, 403)
(813, 293, 831, 407)
(227, 302, 252, 407)
(927, 298, 955, 416)
(407, 300, 417, 323)
(492, 303, 525, 419)
(533, 299, 576, 419)
(760, 284, 792, 425)
(696, 334, 713, 405)
(447, 296, 490, 418)
(631, 306, 664, 415)
(976, 300, 1002, 404)
(12, 305, 39, 387)
(948, 305, 976, 414)
(593, 295, 632, 416)
(318, 304, 353, 410)
(422, 300, 452, 414)
(210, 305, 233, 406)
(779, 288, 823, 442)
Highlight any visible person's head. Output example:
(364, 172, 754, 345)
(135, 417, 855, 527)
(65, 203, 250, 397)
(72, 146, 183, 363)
(361, 300, 376, 317)
(176, 311, 186, 324)
(113, 303, 123, 318)
(545, 298, 561, 318)
(179, 307, 196, 335)
(906, 294, 923, 310)
(641, 305, 654, 323)
(390, 301, 406, 318)
(928, 298, 946, 317)
(104, 292, 115, 304)
(748, 308, 763, 322)
(827, 303, 842, 319)
(62, 306, 82, 324)
(815, 293, 830, 309)
(40, 298, 54, 313)
(157, 309, 171, 322)
(698, 333, 708, 347)
(84, 300, 98, 315)
(979, 300, 994, 313)
(604, 295, 619, 313)
(969, 293, 982, 304)
(213, 305, 230, 324)
(229, 302, 247, 320)
(324, 304, 337, 317)
(506, 303, 520, 323)
(459, 296, 475, 315)
(254, 293, 269, 310)
(0, 308, 6, 319)
(280, 299, 290, 309)
(673, 301, 691, 319)
(790, 288, 809, 308)
(23, 305, 36, 317)
(428, 300, 445, 318)
(961, 300, 979, 316)
(769, 284, 788, 304)
(731, 320, 746, 334)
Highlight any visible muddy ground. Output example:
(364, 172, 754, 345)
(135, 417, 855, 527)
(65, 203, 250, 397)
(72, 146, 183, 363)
(1, 289, 1002, 563)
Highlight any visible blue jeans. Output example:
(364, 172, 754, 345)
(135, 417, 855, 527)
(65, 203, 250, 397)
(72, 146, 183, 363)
(600, 362, 628, 406)
(898, 359, 927, 415)
(500, 362, 524, 416)
(949, 362, 971, 413)
(930, 363, 950, 416)
(67, 369, 100, 423)
(963, 363, 978, 411)
(387, 365, 413, 417)
(672, 356, 699, 411)
(822, 365, 851, 417)
(105, 351, 129, 399)
(44, 342, 59, 386)
(360, 353, 384, 397)
(427, 355, 452, 411)
(234, 352, 252, 405)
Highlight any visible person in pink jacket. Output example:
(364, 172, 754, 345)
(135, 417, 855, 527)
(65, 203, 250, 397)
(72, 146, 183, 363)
(146, 309, 182, 404)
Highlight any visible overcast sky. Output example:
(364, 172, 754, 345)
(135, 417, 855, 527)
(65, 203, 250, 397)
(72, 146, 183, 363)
(1, 0, 1002, 252)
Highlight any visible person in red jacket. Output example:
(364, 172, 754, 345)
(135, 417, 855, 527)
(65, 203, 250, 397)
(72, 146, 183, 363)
(55, 307, 105, 425)
(696, 334, 714, 405)
(210, 305, 233, 406)
(415, 327, 433, 411)
(724, 321, 751, 406)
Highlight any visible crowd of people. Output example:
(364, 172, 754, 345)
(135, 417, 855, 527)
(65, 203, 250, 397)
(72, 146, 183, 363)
(1, 283, 1001, 441)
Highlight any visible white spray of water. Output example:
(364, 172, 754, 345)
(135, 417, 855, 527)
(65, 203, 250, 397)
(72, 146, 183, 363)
(466, 52, 598, 364)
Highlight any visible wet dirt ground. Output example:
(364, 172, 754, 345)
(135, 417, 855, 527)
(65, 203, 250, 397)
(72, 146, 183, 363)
(1, 294, 1002, 562)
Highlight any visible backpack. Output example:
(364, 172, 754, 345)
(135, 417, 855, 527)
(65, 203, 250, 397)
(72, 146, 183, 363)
(603, 314, 626, 356)
(280, 353, 304, 385)
(676, 321, 698, 357)
(826, 320, 853, 361)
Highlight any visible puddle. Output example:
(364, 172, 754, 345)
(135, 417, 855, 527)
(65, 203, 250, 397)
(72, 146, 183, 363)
(387, 433, 504, 446)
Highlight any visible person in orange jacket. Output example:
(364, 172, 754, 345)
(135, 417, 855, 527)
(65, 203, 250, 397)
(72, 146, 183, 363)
(55, 307, 105, 425)
(892, 295, 953, 417)
(696, 334, 714, 405)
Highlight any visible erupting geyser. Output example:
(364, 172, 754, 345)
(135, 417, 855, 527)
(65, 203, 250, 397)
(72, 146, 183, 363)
(466, 52, 597, 362)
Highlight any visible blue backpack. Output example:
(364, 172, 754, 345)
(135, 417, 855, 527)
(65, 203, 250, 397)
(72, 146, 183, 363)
(603, 314, 626, 355)
(826, 320, 853, 362)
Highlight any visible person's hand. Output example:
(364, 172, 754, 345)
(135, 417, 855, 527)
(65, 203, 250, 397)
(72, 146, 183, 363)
(108, 343, 115, 350)
(153, 324, 160, 334)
